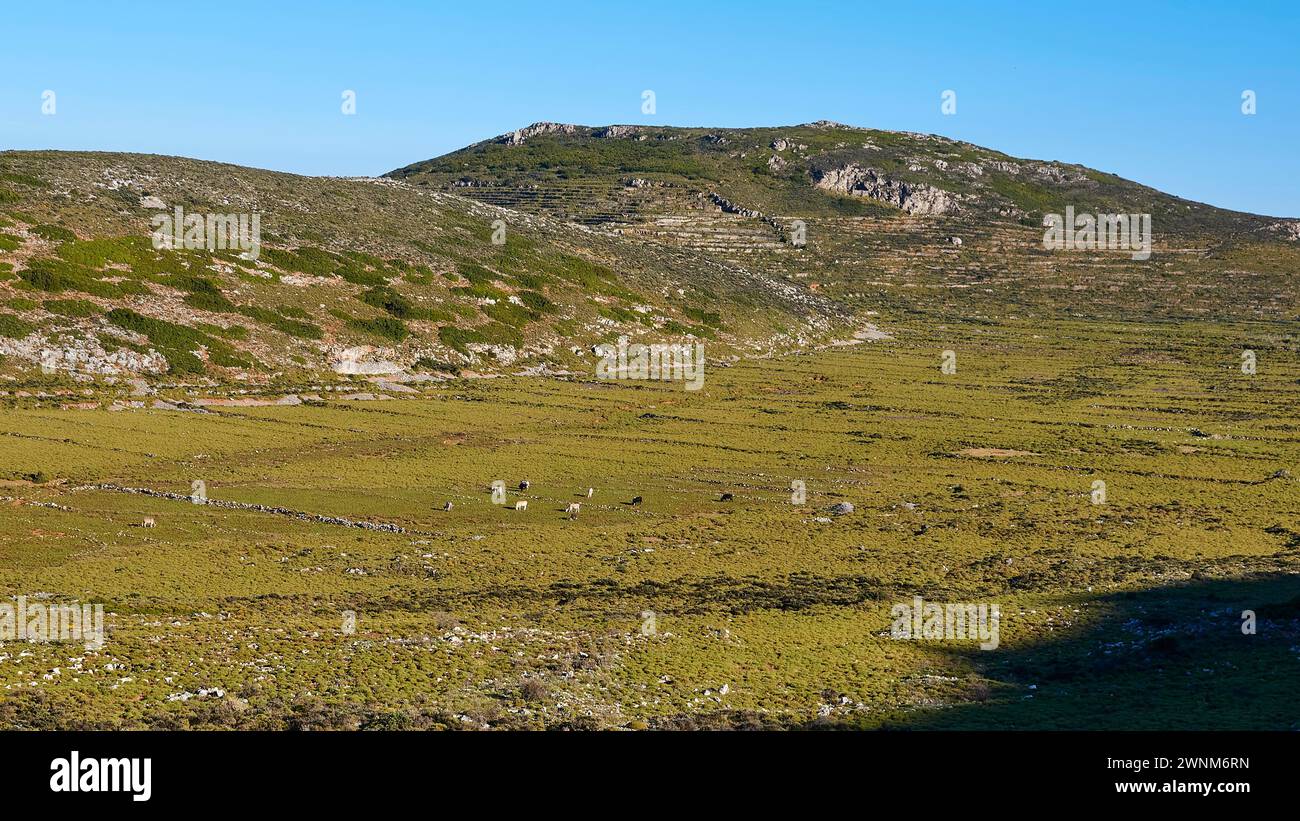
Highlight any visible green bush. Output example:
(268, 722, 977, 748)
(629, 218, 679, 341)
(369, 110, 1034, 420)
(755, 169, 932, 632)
(233, 305, 323, 340)
(482, 300, 534, 328)
(516, 290, 554, 313)
(347, 315, 409, 342)
(43, 298, 100, 318)
(105, 308, 254, 373)
(32, 224, 77, 242)
(0, 313, 35, 338)
(412, 357, 459, 375)
(684, 306, 724, 328)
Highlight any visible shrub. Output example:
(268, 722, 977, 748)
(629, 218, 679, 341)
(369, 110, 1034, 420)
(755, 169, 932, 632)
(105, 308, 254, 373)
(347, 315, 408, 342)
(360, 286, 418, 319)
(171, 276, 237, 313)
(684, 306, 724, 328)
(412, 357, 459, 375)
(233, 305, 323, 340)
(482, 300, 534, 328)
(43, 298, 100, 318)
(515, 290, 554, 313)
(519, 679, 549, 703)
(0, 313, 35, 338)
(32, 224, 77, 242)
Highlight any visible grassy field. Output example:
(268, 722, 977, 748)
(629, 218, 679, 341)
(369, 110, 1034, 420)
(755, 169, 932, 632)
(2, 312, 1297, 729)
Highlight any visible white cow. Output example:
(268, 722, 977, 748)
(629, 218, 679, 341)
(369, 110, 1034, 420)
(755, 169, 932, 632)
(142, 517, 156, 528)
(514, 501, 528, 511)
(586, 487, 594, 498)
(565, 503, 580, 519)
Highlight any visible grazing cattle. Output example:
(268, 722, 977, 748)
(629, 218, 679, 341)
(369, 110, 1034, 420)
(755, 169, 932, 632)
(631, 496, 643, 506)
(565, 503, 580, 519)
(586, 487, 594, 498)
(142, 517, 156, 528)
(514, 500, 528, 511)
(720, 493, 734, 501)
(519, 480, 530, 492)
(443, 502, 453, 512)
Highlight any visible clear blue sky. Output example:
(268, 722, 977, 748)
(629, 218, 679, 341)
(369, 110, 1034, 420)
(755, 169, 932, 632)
(2, 1, 1297, 216)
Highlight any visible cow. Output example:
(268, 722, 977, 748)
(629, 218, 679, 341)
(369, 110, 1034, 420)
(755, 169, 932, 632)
(720, 493, 734, 502)
(519, 480, 530, 492)
(565, 503, 580, 519)
(631, 496, 643, 506)
(514, 500, 528, 511)
(443, 502, 453, 512)
(586, 487, 594, 498)
(142, 517, 156, 528)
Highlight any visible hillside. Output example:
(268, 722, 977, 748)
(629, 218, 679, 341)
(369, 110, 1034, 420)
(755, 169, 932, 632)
(390, 121, 1300, 324)
(0, 151, 839, 386)
(2, 123, 1297, 390)
(389, 120, 1300, 232)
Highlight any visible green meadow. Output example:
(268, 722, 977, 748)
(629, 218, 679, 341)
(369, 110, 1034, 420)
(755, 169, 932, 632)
(2, 314, 1296, 729)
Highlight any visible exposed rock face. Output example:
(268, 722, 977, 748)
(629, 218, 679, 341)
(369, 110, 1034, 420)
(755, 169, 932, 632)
(1268, 220, 1300, 240)
(771, 138, 792, 151)
(331, 346, 403, 375)
(811, 165, 961, 215)
(0, 334, 167, 375)
(595, 125, 638, 139)
(1027, 162, 1093, 185)
(497, 122, 580, 146)
(767, 154, 786, 172)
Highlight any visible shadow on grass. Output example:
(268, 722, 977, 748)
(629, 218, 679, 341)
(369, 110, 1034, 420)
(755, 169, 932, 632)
(847, 572, 1300, 731)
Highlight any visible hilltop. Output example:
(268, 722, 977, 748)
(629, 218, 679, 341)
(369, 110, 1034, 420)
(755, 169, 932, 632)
(388, 120, 1296, 234)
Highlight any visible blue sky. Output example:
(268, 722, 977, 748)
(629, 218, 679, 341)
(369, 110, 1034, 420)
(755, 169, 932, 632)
(2, 1, 1297, 216)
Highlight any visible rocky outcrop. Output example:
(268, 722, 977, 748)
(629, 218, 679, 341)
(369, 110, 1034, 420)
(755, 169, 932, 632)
(595, 125, 639, 139)
(708, 192, 763, 219)
(1267, 220, 1300, 240)
(811, 164, 961, 215)
(331, 346, 403, 375)
(497, 122, 580, 146)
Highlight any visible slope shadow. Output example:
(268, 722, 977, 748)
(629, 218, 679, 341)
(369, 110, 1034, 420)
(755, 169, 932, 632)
(846, 573, 1300, 731)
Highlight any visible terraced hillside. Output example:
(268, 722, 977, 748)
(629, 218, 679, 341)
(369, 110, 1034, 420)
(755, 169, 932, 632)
(0, 151, 838, 385)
